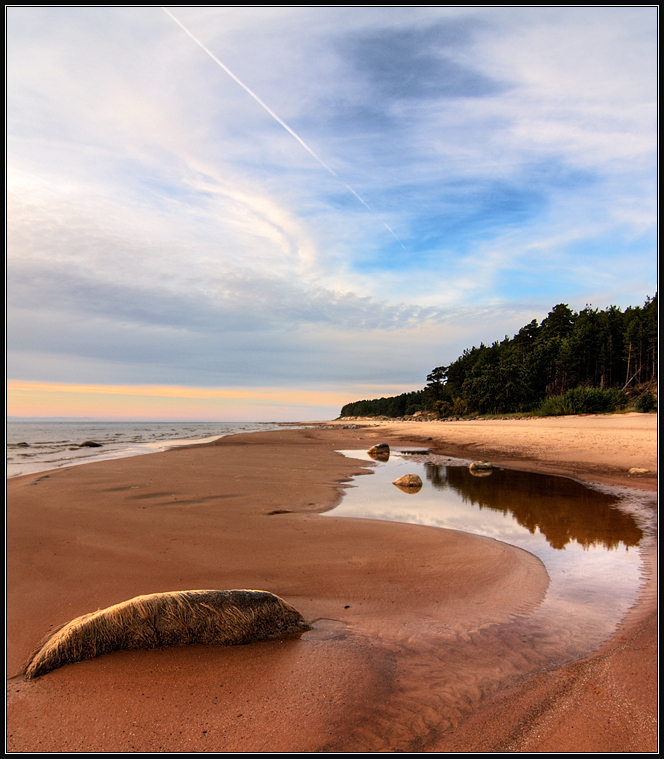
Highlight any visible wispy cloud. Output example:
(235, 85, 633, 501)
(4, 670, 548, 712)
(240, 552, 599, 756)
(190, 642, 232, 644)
(6, 7, 656, 418)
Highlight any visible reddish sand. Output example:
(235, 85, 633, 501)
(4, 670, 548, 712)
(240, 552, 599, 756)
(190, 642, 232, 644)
(6, 416, 658, 752)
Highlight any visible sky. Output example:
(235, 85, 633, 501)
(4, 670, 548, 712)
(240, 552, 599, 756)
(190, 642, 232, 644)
(6, 7, 658, 421)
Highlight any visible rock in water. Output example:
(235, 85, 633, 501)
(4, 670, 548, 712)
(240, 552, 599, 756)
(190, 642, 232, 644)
(393, 474, 423, 493)
(79, 441, 103, 448)
(469, 460, 493, 477)
(24, 589, 311, 679)
(368, 443, 390, 461)
(368, 443, 389, 453)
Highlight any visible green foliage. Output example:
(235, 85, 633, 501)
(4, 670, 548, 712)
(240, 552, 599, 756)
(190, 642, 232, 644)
(340, 389, 427, 418)
(635, 392, 656, 413)
(535, 388, 628, 417)
(339, 295, 657, 419)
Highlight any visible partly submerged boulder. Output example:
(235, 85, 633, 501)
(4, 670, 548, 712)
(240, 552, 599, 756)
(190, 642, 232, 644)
(368, 443, 390, 461)
(469, 460, 493, 477)
(393, 474, 423, 493)
(79, 441, 103, 448)
(368, 443, 389, 454)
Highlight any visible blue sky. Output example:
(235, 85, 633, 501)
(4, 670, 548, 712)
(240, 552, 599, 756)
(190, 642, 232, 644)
(6, 7, 657, 420)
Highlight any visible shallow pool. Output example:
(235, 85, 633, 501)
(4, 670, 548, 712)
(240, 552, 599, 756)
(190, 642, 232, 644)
(328, 448, 651, 666)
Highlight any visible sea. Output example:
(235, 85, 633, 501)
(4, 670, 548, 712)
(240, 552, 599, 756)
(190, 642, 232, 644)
(6, 420, 290, 479)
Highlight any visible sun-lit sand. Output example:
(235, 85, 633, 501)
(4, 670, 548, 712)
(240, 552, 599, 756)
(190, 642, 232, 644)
(6, 414, 657, 752)
(332, 412, 658, 489)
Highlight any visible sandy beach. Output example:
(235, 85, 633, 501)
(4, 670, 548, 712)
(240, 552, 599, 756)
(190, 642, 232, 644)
(6, 414, 657, 752)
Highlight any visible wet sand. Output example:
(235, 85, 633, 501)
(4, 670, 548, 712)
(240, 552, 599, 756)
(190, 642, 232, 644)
(6, 415, 657, 752)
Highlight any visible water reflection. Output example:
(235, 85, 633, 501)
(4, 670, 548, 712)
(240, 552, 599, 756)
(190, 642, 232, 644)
(329, 450, 646, 664)
(424, 463, 642, 551)
(367, 451, 390, 462)
(367, 444, 390, 462)
(392, 473, 423, 494)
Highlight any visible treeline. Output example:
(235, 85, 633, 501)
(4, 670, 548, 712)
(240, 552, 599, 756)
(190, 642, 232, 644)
(340, 296, 657, 418)
(338, 390, 428, 419)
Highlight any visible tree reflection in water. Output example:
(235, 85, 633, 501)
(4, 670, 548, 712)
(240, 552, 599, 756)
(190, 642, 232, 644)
(424, 463, 642, 551)
(333, 449, 648, 652)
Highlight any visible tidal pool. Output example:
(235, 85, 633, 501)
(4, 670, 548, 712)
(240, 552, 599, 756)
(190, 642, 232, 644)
(329, 449, 652, 666)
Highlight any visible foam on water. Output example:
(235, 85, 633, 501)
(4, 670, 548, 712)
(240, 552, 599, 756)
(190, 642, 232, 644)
(6, 420, 288, 478)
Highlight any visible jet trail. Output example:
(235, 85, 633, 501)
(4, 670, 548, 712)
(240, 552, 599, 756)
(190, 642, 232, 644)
(383, 223, 406, 250)
(162, 7, 405, 249)
(162, 8, 338, 175)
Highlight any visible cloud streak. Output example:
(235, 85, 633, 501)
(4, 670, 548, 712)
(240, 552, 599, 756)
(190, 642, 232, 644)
(6, 7, 657, 419)
(162, 6, 406, 249)
(162, 7, 339, 179)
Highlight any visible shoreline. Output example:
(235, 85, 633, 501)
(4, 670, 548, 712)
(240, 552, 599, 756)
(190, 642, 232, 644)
(6, 420, 292, 479)
(326, 415, 658, 752)
(327, 412, 658, 491)
(7, 416, 657, 752)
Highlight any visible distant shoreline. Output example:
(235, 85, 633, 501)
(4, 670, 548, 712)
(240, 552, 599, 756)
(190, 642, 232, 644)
(6, 420, 293, 479)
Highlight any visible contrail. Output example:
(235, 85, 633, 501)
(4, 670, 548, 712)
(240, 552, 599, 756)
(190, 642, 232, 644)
(162, 7, 405, 249)
(383, 222, 406, 250)
(162, 7, 337, 176)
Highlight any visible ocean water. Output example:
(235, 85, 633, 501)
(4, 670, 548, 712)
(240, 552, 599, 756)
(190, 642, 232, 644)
(6, 420, 288, 478)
